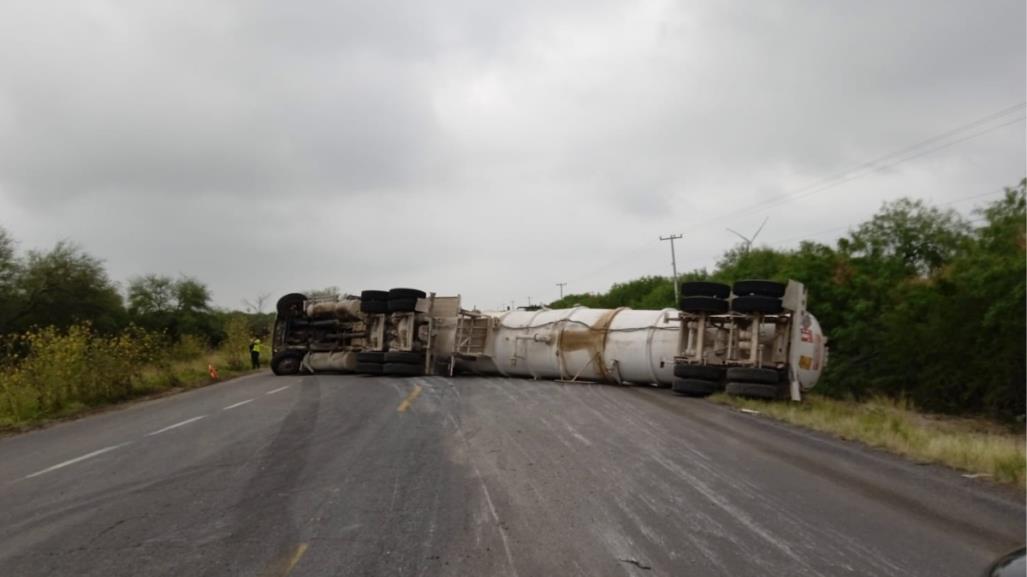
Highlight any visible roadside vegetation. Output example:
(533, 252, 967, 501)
(0, 228, 273, 431)
(553, 180, 1026, 422)
(551, 180, 1026, 485)
(711, 393, 1026, 488)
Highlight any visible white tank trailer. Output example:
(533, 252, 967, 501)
(270, 280, 827, 401)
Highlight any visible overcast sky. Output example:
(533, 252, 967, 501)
(0, 1, 1023, 310)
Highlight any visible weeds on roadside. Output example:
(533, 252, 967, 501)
(712, 393, 1027, 487)
(0, 324, 256, 430)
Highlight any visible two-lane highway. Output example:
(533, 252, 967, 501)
(0, 373, 1022, 576)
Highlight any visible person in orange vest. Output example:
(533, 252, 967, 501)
(249, 338, 264, 369)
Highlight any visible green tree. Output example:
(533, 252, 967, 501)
(713, 245, 792, 283)
(127, 275, 177, 317)
(0, 228, 19, 333)
(172, 277, 217, 338)
(6, 241, 125, 334)
(127, 275, 217, 342)
(842, 198, 970, 276)
(937, 181, 1025, 416)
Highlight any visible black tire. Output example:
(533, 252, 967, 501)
(385, 351, 424, 364)
(731, 295, 783, 314)
(680, 281, 731, 299)
(388, 298, 418, 313)
(679, 296, 729, 314)
(388, 288, 427, 300)
(673, 364, 724, 380)
(270, 351, 302, 375)
(725, 381, 781, 399)
(383, 362, 423, 376)
(725, 367, 780, 384)
(357, 351, 386, 363)
(276, 293, 307, 315)
(356, 362, 384, 375)
(672, 378, 719, 397)
(732, 280, 786, 298)
(360, 300, 389, 314)
(433, 358, 452, 376)
(360, 290, 389, 302)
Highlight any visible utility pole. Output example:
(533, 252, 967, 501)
(659, 234, 683, 303)
(556, 282, 567, 299)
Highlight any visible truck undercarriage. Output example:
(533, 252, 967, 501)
(271, 280, 826, 401)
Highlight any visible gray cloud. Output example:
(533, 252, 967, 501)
(0, 0, 1023, 310)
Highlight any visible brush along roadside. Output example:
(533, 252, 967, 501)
(711, 393, 1026, 488)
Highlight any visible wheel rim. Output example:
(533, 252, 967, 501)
(278, 357, 299, 374)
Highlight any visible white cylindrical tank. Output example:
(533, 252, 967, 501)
(488, 307, 681, 386)
(789, 310, 827, 391)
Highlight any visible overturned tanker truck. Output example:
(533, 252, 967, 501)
(270, 281, 827, 401)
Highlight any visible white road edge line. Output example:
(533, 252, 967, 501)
(24, 442, 132, 479)
(145, 415, 207, 436)
(223, 399, 254, 410)
(265, 386, 290, 395)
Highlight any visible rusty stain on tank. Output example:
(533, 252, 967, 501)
(558, 307, 624, 383)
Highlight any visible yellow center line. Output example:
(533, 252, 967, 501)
(397, 384, 423, 413)
(283, 543, 308, 575)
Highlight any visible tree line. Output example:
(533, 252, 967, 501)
(0, 232, 271, 347)
(550, 180, 1026, 419)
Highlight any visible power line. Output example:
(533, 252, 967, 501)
(565, 241, 653, 284)
(784, 103, 1026, 198)
(938, 188, 1008, 206)
(531, 103, 1025, 301)
(683, 105, 1026, 231)
(641, 117, 1023, 271)
(759, 188, 1012, 248)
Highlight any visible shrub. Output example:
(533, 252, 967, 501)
(221, 317, 252, 371)
(172, 334, 208, 361)
(0, 324, 162, 425)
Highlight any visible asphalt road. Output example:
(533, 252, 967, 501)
(0, 372, 1022, 577)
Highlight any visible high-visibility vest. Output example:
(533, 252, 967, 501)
(251, 340, 261, 352)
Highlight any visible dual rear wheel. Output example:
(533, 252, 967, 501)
(670, 364, 724, 397)
(670, 364, 785, 400)
(678, 280, 786, 314)
(361, 288, 428, 314)
(355, 349, 425, 376)
(724, 367, 784, 400)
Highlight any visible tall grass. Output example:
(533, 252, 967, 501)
(712, 393, 1026, 487)
(0, 324, 257, 430)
